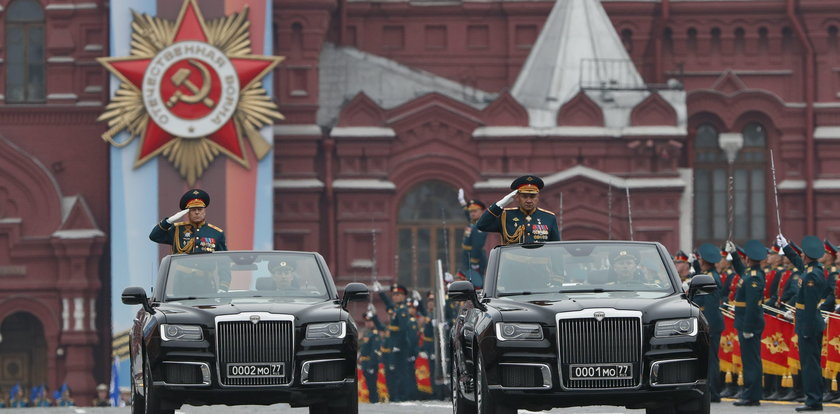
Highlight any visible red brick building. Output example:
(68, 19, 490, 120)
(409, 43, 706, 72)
(0, 0, 838, 403)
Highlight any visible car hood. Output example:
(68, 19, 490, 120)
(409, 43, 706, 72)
(156, 299, 345, 326)
(486, 294, 695, 324)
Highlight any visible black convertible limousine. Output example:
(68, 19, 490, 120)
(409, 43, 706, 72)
(121, 251, 368, 414)
(449, 241, 717, 414)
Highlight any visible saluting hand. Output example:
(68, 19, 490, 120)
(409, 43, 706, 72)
(724, 240, 736, 254)
(457, 188, 467, 207)
(166, 209, 189, 224)
(496, 189, 518, 207)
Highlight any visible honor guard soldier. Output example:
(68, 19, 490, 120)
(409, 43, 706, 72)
(150, 189, 227, 254)
(360, 311, 382, 403)
(374, 282, 415, 402)
(477, 175, 560, 245)
(728, 239, 767, 406)
(820, 240, 838, 313)
(779, 234, 827, 411)
(695, 244, 725, 402)
(673, 250, 691, 291)
(457, 188, 489, 287)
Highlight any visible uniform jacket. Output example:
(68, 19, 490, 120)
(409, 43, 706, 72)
(460, 209, 488, 276)
(820, 265, 838, 312)
(783, 246, 827, 338)
(359, 327, 381, 373)
(149, 219, 227, 254)
(732, 254, 765, 334)
(477, 204, 560, 245)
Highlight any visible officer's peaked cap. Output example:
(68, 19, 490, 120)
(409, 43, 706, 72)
(801, 235, 824, 259)
(698, 243, 722, 263)
(825, 239, 838, 255)
(744, 240, 768, 261)
(391, 283, 408, 294)
(180, 189, 210, 210)
(466, 200, 486, 210)
(510, 175, 544, 194)
(673, 250, 689, 263)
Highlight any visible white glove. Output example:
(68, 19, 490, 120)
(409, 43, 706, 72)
(457, 188, 467, 206)
(784, 310, 794, 321)
(687, 253, 697, 264)
(372, 280, 382, 293)
(166, 209, 189, 224)
(743, 332, 754, 339)
(444, 271, 454, 283)
(725, 240, 736, 254)
(496, 189, 518, 207)
(777, 233, 789, 249)
(367, 303, 376, 314)
(412, 290, 422, 302)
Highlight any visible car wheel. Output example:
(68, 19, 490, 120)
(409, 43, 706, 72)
(452, 357, 476, 414)
(131, 360, 145, 414)
(475, 352, 515, 414)
(143, 354, 174, 414)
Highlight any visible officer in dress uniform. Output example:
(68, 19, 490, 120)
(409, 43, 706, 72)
(673, 250, 691, 292)
(457, 189, 489, 287)
(779, 234, 827, 411)
(820, 240, 839, 402)
(150, 189, 227, 255)
(694, 244, 725, 402)
(729, 239, 767, 406)
(374, 282, 415, 402)
(360, 312, 382, 403)
(476, 175, 560, 245)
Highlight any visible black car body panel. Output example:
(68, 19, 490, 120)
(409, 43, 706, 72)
(123, 251, 367, 410)
(450, 241, 711, 412)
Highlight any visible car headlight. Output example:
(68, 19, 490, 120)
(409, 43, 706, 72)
(160, 324, 203, 341)
(306, 322, 346, 339)
(654, 317, 698, 338)
(495, 322, 544, 341)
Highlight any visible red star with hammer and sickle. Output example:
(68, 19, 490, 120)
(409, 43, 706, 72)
(101, 0, 277, 164)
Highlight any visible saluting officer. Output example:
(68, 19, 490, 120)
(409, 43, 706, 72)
(477, 175, 560, 245)
(779, 234, 827, 412)
(694, 244, 725, 402)
(729, 239, 767, 407)
(457, 189, 489, 287)
(150, 189, 227, 254)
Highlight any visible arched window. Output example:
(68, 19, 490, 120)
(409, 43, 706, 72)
(0, 312, 47, 389)
(396, 180, 465, 290)
(5, 0, 45, 103)
(693, 122, 768, 245)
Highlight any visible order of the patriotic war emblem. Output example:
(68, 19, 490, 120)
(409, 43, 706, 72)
(98, 0, 284, 184)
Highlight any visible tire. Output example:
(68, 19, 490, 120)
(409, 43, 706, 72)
(452, 357, 476, 414)
(475, 352, 516, 414)
(131, 358, 145, 414)
(143, 355, 174, 414)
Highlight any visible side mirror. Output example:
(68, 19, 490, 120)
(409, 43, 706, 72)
(687, 274, 717, 301)
(121, 286, 155, 314)
(341, 282, 369, 309)
(448, 280, 485, 311)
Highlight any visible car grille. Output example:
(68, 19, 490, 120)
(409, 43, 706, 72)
(557, 311, 642, 390)
(163, 362, 206, 385)
(216, 314, 294, 386)
(499, 363, 551, 388)
(303, 359, 346, 383)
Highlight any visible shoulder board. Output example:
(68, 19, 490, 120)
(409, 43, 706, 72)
(537, 208, 556, 216)
(503, 207, 518, 211)
(208, 223, 224, 232)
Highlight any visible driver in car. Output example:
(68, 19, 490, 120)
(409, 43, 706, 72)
(606, 250, 647, 285)
(269, 260, 299, 289)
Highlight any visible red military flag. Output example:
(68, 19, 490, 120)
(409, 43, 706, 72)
(720, 310, 741, 373)
(761, 313, 792, 375)
(415, 352, 433, 395)
(376, 362, 390, 403)
(822, 315, 840, 378)
(358, 366, 370, 403)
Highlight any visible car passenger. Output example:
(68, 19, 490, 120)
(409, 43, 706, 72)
(605, 250, 646, 285)
(269, 260, 299, 289)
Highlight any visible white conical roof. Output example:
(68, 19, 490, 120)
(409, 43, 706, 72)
(511, 0, 648, 128)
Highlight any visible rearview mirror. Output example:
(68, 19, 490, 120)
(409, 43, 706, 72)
(341, 282, 369, 309)
(687, 274, 717, 301)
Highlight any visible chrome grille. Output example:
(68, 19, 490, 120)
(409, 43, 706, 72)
(557, 310, 642, 390)
(216, 313, 294, 386)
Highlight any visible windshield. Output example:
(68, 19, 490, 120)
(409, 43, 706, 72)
(495, 243, 674, 298)
(164, 252, 329, 301)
